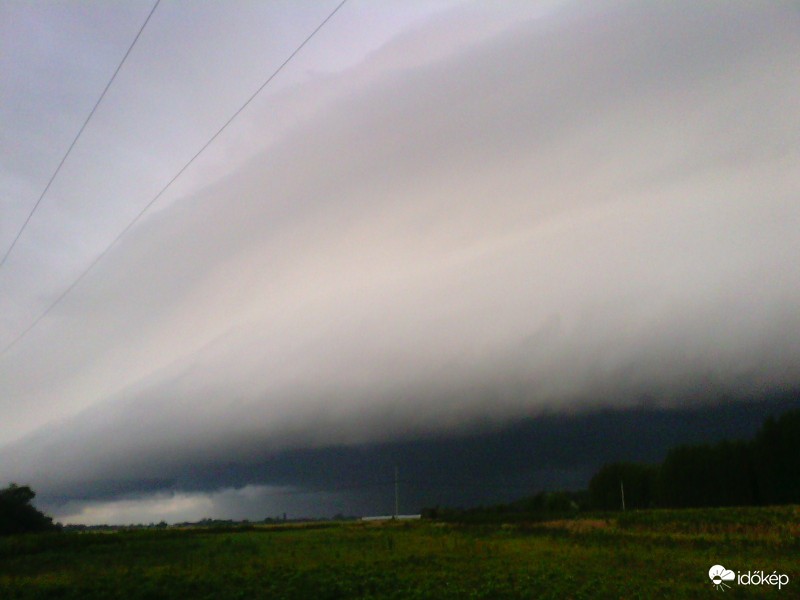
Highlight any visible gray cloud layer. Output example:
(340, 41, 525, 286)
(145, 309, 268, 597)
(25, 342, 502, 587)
(39, 396, 800, 523)
(2, 2, 800, 515)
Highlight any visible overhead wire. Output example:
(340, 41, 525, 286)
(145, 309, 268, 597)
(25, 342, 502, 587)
(0, 0, 348, 358)
(0, 0, 162, 270)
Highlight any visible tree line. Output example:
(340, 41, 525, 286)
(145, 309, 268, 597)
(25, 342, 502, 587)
(589, 408, 800, 509)
(424, 408, 800, 521)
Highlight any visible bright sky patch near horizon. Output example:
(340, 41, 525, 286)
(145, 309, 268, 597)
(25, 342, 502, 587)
(1, 0, 799, 524)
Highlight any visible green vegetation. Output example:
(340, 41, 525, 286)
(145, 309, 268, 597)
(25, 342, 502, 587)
(0, 484, 60, 536)
(423, 490, 588, 524)
(1, 506, 796, 598)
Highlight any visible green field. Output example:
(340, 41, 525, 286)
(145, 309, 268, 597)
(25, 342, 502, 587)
(1, 506, 797, 599)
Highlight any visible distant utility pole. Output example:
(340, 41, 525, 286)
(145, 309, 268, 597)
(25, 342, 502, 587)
(620, 480, 626, 511)
(394, 466, 399, 519)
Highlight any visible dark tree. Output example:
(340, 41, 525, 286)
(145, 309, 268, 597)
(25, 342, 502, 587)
(0, 483, 60, 535)
(753, 410, 800, 504)
(659, 440, 757, 508)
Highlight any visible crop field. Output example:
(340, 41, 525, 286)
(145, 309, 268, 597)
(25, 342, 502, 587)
(1, 506, 797, 599)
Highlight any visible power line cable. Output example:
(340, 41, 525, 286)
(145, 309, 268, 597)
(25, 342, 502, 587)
(0, 0, 348, 358)
(0, 0, 162, 270)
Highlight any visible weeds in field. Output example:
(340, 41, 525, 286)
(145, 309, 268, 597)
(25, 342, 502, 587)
(0, 506, 796, 598)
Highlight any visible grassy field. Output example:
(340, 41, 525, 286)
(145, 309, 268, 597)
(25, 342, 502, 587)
(0, 506, 797, 598)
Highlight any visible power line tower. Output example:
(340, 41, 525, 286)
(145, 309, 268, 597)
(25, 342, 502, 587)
(394, 466, 399, 519)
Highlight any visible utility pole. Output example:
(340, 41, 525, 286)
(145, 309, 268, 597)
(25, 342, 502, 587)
(394, 466, 399, 519)
(620, 480, 626, 511)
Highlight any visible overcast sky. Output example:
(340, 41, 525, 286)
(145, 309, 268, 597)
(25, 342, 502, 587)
(1, 1, 799, 524)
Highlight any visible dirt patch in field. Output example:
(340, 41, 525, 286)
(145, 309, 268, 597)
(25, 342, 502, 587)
(514, 519, 613, 533)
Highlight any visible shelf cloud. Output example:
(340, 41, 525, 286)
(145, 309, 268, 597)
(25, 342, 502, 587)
(1, 1, 799, 522)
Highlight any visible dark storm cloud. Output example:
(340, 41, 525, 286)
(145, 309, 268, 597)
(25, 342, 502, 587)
(37, 393, 800, 523)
